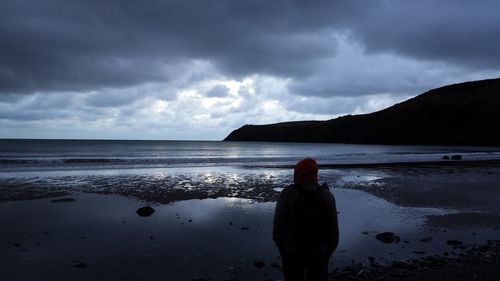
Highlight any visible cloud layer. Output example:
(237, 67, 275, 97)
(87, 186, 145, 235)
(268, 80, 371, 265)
(1, 0, 500, 139)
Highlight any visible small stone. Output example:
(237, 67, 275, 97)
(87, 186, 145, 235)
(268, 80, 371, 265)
(188, 219, 192, 222)
(375, 232, 400, 243)
(442, 155, 450, 160)
(241, 227, 250, 230)
(253, 261, 265, 268)
(420, 237, 433, 243)
(136, 206, 155, 217)
(51, 197, 76, 203)
(13, 243, 21, 247)
(72, 262, 88, 268)
(450, 154, 462, 160)
(229, 221, 234, 226)
(446, 240, 463, 247)
(270, 262, 281, 268)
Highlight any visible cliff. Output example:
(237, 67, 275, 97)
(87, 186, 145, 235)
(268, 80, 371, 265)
(224, 78, 500, 146)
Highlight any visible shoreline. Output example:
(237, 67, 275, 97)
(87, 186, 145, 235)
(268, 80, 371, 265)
(252, 158, 500, 170)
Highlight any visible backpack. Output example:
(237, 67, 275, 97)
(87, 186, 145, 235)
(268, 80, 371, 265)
(291, 183, 329, 248)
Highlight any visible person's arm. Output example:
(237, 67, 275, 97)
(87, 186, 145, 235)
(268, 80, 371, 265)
(272, 189, 287, 250)
(325, 189, 339, 256)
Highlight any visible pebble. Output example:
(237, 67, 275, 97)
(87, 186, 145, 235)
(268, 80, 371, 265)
(72, 262, 88, 268)
(375, 232, 400, 243)
(253, 261, 265, 268)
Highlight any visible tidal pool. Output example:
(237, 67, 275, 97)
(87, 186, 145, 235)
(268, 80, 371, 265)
(1, 188, 495, 281)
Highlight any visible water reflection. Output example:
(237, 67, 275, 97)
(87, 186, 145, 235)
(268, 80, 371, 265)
(1, 190, 495, 281)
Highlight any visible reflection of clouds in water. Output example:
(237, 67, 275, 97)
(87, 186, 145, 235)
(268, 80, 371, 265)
(171, 197, 257, 221)
(263, 171, 278, 180)
(336, 188, 451, 249)
(326, 169, 389, 188)
(201, 172, 215, 184)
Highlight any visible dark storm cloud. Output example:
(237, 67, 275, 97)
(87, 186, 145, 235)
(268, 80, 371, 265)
(351, 0, 500, 70)
(0, 0, 373, 94)
(1, 0, 499, 96)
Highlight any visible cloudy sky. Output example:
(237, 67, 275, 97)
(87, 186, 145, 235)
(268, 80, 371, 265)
(1, 0, 500, 140)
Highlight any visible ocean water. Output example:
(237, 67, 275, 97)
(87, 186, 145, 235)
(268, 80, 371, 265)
(1, 139, 500, 174)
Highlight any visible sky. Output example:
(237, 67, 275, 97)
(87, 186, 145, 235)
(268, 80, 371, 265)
(1, 0, 500, 140)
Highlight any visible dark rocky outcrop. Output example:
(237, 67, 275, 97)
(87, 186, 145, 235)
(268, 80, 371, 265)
(224, 78, 500, 146)
(136, 206, 155, 217)
(375, 232, 401, 243)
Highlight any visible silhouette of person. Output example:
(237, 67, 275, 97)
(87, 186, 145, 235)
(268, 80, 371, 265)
(273, 158, 339, 281)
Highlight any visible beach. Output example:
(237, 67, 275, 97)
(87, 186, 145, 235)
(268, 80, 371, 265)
(1, 140, 500, 280)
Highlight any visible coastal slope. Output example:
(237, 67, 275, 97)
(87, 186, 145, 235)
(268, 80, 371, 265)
(224, 78, 500, 146)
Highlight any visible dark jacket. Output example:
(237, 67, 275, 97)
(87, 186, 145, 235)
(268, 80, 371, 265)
(273, 183, 339, 256)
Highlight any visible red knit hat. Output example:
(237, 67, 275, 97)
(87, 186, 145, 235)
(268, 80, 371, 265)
(294, 157, 318, 184)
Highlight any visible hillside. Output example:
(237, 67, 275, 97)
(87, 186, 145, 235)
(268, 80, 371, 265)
(224, 78, 500, 146)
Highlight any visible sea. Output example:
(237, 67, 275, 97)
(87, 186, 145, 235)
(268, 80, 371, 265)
(1, 139, 500, 174)
(2, 139, 500, 280)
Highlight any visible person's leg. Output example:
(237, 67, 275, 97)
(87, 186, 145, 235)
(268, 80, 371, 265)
(304, 253, 329, 281)
(281, 251, 305, 281)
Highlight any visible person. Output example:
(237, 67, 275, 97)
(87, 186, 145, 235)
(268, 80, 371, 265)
(273, 157, 339, 281)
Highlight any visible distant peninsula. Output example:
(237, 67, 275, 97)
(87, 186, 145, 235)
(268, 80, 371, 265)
(224, 78, 500, 146)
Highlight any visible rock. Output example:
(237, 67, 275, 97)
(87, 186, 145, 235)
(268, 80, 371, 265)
(450, 154, 462, 160)
(241, 227, 250, 230)
(442, 155, 450, 160)
(375, 232, 400, 243)
(479, 245, 491, 252)
(420, 236, 433, 243)
(270, 262, 281, 268)
(188, 219, 192, 222)
(413, 251, 426, 255)
(253, 261, 266, 268)
(72, 262, 88, 268)
(51, 197, 76, 203)
(229, 221, 233, 226)
(446, 240, 463, 247)
(136, 206, 155, 217)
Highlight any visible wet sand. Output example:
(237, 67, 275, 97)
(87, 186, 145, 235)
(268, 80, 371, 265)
(1, 160, 500, 280)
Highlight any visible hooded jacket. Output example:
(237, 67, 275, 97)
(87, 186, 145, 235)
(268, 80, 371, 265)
(272, 182, 339, 256)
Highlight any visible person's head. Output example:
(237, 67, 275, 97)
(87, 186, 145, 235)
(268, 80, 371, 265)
(294, 157, 318, 185)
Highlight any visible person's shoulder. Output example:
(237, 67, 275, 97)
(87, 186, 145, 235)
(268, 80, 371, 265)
(282, 184, 297, 192)
(280, 184, 299, 197)
(319, 183, 335, 199)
